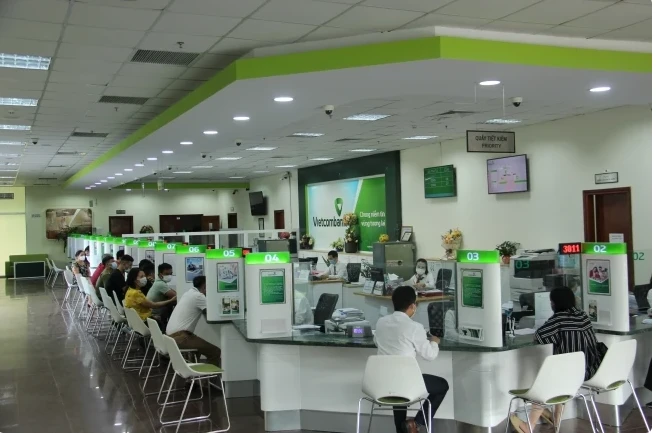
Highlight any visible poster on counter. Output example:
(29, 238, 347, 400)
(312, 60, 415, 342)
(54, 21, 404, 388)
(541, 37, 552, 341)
(588, 300, 598, 322)
(586, 259, 610, 295)
(217, 262, 239, 292)
(461, 269, 483, 308)
(145, 249, 155, 263)
(163, 253, 176, 276)
(260, 269, 286, 305)
(185, 257, 204, 283)
(222, 296, 240, 315)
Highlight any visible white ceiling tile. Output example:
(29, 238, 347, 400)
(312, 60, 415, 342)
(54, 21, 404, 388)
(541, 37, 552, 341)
(227, 19, 317, 42)
(52, 58, 123, 75)
(180, 68, 221, 80)
(0, 0, 70, 23)
(103, 86, 162, 98)
(167, 80, 202, 91)
(144, 97, 175, 107)
(594, 19, 652, 41)
(153, 12, 242, 37)
(300, 26, 371, 41)
(253, 0, 352, 25)
(69, 3, 161, 31)
(325, 6, 424, 31)
(156, 89, 190, 99)
(0, 90, 42, 99)
(168, 0, 266, 17)
(49, 71, 114, 86)
(0, 38, 57, 57)
(0, 18, 62, 41)
(77, 0, 171, 9)
(540, 25, 605, 38)
(481, 20, 552, 33)
(403, 13, 491, 29)
(139, 32, 220, 52)
(109, 75, 174, 89)
(118, 63, 186, 79)
(208, 37, 272, 54)
(57, 43, 134, 62)
(435, 0, 540, 20)
(362, 0, 455, 13)
(45, 82, 106, 95)
(565, 2, 651, 29)
(314, 0, 361, 3)
(504, 0, 611, 25)
(190, 53, 238, 69)
(0, 68, 48, 83)
(62, 25, 145, 48)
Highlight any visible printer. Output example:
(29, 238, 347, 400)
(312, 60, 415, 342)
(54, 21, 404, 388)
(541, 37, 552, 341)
(324, 308, 369, 333)
(510, 249, 556, 303)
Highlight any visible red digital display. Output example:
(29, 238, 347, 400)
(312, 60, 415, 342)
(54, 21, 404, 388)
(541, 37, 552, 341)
(559, 243, 582, 255)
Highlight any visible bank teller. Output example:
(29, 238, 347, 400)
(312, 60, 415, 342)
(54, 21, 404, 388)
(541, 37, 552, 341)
(408, 258, 435, 291)
(319, 250, 348, 280)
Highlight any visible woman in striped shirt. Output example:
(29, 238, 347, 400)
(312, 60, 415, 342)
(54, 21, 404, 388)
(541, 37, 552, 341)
(511, 287, 602, 433)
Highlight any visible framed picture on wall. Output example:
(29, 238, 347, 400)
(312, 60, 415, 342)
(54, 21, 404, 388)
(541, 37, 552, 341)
(258, 218, 265, 238)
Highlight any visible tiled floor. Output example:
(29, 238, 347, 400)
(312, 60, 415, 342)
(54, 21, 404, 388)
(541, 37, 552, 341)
(0, 278, 650, 433)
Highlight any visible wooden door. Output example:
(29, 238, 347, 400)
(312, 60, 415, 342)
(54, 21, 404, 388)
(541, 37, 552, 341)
(159, 214, 203, 232)
(583, 187, 634, 288)
(202, 215, 220, 231)
(227, 213, 238, 228)
(227, 213, 238, 248)
(274, 209, 285, 230)
(108, 216, 133, 236)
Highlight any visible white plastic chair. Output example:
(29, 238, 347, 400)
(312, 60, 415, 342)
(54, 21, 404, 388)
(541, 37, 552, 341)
(81, 278, 107, 336)
(45, 258, 55, 286)
(61, 268, 78, 311)
(99, 287, 128, 357)
(122, 307, 153, 374)
(581, 340, 650, 432)
(113, 291, 125, 316)
(504, 352, 594, 433)
(161, 335, 229, 432)
(357, 355, 431, 433)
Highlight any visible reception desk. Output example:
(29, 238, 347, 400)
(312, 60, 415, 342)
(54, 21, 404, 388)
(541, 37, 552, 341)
(355, 291, 453, 330)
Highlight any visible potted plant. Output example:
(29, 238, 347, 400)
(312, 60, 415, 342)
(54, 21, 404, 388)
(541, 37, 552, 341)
(496, 241, 520, 265)
(299, 234, 314, 250)
(378, 233, 390, 243)
(331, 237, 344, 252)
(440, 228, 463, 260)
(342, 212, 359, 253)
(140, 225, 154, 234)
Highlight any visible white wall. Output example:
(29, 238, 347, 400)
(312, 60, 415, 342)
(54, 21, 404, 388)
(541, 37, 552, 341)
(401, 106, 651, 261)
(240, 170, 299, 231)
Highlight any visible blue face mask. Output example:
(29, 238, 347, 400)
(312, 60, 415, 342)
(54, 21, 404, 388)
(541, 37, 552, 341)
(329, 259, 337, 265)
(110, 262, 118, 269)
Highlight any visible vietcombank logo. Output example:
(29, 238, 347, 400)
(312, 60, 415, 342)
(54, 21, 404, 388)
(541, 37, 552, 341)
(312, 197, 344, 227)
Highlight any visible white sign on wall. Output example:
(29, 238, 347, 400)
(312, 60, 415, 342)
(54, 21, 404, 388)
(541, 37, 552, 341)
(466, 130, 516, 153)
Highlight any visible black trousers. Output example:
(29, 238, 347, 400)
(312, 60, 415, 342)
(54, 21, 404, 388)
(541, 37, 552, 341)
(645, 360, 652, 391)
(393, 374, 449, 432)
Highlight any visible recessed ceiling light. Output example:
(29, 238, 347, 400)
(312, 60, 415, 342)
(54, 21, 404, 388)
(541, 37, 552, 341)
(85, 187, 91, 190)
(164, 188, 169, 192)
(479, 80, 500, 86)
(485, 118, 522, 124)
(0, 124, 30, 130)
(162, 150, 173, 154)
(180, 141, 193, 145)
(100, 180, 107, 183)
(274, 96, 293, 102)
(134, 163, 144, 167)
(229, 176, 245, 179)
(0, 153, 21, 157)
(0, 141, 24, 146)
(191, 166, 213, 169)
(124, 168, 133, 171)
(90, 185, 96, 188)
(403, 136, 438, 140)
(0, 97, 38, 107)
(344, 114, 390, 121)
(350, 149, 376, 152)
(108, 177, 115, 179)
(203, 131, 218, 135)
(172, 171, 192, 174)
(115, 173, 123, 176)
(159, 176, 175, 179)
(233, 116, 250, 121)
(0, 169, 18, 172)
(254, 170, 270, 173)
(275, 165, 297, 168)
(0, 163, 18, 166)
(0, 176, 15, 179)
(217, 157, 241, 161)
(589, 86, 611, 93)
(95, 182, 101, 185)
(147, 157, 157, 161)
(291, 132, 324, 137)
(310, 157, 334, 161)
(0, 53, 51, 70)
(248, 147, 277, 151)
(126, 189, 131, 192)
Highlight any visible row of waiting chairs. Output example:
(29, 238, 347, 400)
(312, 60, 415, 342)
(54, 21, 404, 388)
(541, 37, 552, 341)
(57, 265, 230, 433)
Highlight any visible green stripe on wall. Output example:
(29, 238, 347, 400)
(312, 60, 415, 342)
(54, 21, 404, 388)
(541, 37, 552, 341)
(118, 182, 249, 190)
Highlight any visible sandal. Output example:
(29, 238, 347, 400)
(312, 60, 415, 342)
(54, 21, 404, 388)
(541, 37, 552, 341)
(510, 415, 530, 433)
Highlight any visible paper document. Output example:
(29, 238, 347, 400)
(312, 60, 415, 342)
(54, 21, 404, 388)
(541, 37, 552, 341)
(513, 328, 536, 336)
(293, 325, 320, 330)
(421, 289, 443, 294)
(642, 319, 652, 325)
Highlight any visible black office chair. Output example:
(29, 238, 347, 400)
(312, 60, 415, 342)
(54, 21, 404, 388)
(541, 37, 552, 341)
(427, 301, 455, 338)
(314, 293, 339, 326)
(634, 283, 651, 312)
(435, 269, 452, 291)
(346, 263, 361, 283)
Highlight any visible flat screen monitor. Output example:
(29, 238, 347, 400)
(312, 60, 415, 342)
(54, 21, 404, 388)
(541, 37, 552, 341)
(249, 191, 267, 215)
(487, 154, 529, 194)
(424, 165, 456, 198)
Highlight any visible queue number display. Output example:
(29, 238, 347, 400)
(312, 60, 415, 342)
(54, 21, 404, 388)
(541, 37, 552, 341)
(558, 242, 582, 255)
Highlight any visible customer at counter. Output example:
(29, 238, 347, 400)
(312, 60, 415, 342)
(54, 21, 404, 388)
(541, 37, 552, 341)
(147, 263, 177, 325)
(105, 254, 134, 305)
(374, 285, 449, 433)
(93, 255, 115, 296)
(510, 287, 602, 433)
(90, 254, 112, 286)
(124, 268, 176, 329)
(71, 250, 90, 277)
(407, 258, 435, 291)
(319, 250, 348, 280)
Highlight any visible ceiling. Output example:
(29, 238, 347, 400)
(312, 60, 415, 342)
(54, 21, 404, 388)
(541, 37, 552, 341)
(0, 0, 651, 187)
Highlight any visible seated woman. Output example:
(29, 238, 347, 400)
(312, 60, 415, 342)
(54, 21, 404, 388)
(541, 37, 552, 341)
(123, 268, 176, 329)
(407, 259, 435, 291)
(71, 249, 90, 278)
(510, 287, 602, 432)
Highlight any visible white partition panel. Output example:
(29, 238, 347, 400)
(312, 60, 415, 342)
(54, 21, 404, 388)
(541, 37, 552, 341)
(174, 244, 207, 296)
(205, 248, 245, 321)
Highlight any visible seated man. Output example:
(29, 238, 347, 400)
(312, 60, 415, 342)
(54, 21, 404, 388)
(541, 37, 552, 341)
(375, 286, 449, 433)
(167, 276, 221, 367)
(90, 254, 112, 286)
(319, 250, 348, 280)
(94, 254, 116, 297)
(147, 263, 177, 325)
(105, 254, 133, 305)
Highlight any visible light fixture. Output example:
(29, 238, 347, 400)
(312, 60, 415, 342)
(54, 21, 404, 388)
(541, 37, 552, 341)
(0, 97, 38, 107)
(0, 153, 21, 157)
(159, 176, 175, 179)
(100, 180, 107, 183)
(229, 176, 245, 179)
(0, 53, 51, 70)
(115, 173, 123, 176)
(0, 176, 15, 179)
(479, 80, 500, 86)
(274, 96, 293, 102)
(291, 132, 324, 137)
(310, 157, 334, 161)
(162, 150, 173, 154)
(590, 86, 611, 93)
(344, 114, 390, 121)
(275, 165, 297, 168)
(403, 136, 438, 140)
(0, 141, 24, 146)
(0, 169, 18, 172)
(108, 177, 115, 179)
(191, 166, 213, 169)
(85, 187, 91, 190)
(203, 130, 218, 135)
(126, 189, 132, 192)
(248, 146, 276, 151)
(95, 182, 101, 185)
(134, 163, 144, 167)
(217, 157, 241, 161)
(90, 185, 96, 188)
(350, 149, 376, 152)
(180, 141, 193, 145)
(233, 116, 250, 121)
(124, 168, 133, 171)
(0, 163, 18, 166)
(173, 171, 192, 174)
(485, 118, 522, 124)
(0, 124, 30, 130)
(147, 157, 157, 161)
(254, 170, 270, 173)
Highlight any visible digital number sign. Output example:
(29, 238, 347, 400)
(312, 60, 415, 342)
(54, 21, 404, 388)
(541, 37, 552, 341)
(558, 242, 582, 255)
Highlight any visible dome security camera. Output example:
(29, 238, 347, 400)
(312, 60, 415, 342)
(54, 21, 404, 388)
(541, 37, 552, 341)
(324, 105, 334, 117)
(511, 97, 523, 107)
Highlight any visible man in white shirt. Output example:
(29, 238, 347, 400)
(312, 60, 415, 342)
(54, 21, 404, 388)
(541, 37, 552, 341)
(294, 291, 314, 325)
(374, 286, 449, 433)
(166, 276, 221, 367)
(319, 250, 348, 280)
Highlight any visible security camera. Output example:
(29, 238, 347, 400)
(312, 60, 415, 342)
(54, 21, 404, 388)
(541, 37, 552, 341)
(511, 97, 523, 107)
(201, 153, 208, 159)
(108, 187, 112, 191)
(31, 138, 38, 145)
(324, 105, 334, 118)
(235, 141, 242, 147)
(167, 165, 172, 170)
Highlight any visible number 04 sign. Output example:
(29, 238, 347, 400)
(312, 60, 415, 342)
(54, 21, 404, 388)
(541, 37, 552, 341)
(246, 252, 291, 265)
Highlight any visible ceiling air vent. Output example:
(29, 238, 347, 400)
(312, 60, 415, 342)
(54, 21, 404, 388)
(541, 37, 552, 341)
(56, 151, 80, 155)
(48, 165, 67, 168)
(437, 110, 477, 116)
(32, 183, 52, 186)
(131, 49, 200, 66)
(71, 132, 109, 138)
(335, 138, 368, 142)
(0, 193, 14, 199)
(38, 177, 57, 180)
(99, 96, 149, 105)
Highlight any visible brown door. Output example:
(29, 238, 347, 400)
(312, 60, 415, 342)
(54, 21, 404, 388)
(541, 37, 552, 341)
(159, 214, 203, 232)
(583, 187, 634, 288)
(227, 213, 238, 248)
(274, 210, 285, 230)
(202, 215, 220, 231)
(227, 213, 238, 228)
(109, 216, 133, 236)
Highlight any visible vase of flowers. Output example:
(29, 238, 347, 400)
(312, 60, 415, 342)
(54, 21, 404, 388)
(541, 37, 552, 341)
(496, 241, 519, 265)
(342, 212, 359, 253)
(441, 228, 463, 260)
(331, 237, 344, 252)
(299, 234, 314, 250)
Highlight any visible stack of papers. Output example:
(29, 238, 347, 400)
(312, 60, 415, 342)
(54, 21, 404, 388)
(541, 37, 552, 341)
(513, 328, 536, 336)
(293, 325, 320, 330)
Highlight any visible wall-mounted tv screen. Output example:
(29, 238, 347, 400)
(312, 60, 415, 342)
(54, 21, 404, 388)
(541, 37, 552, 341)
(487, 154, 529, 194)
(424, 165, 456, 198)
(249, 191, 267, 216)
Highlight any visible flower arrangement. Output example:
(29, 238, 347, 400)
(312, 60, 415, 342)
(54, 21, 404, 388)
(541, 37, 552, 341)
(300, 234, 314, 249)
(342, 212, 358, 227)
(378, 233, 390, 243)
(140, 225, 155, 234)
(331, 237, 344, 252)
(441, 228, 463, 260)
(342, 212, 359, 252)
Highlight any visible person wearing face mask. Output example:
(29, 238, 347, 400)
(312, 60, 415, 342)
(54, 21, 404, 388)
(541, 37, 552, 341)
(91, 254, 112, 287)
(374, 286, 449, 433)
(123, 268, 176, 329)
(408, 259, 435, 292)
(71, 250, 91, 277)
(94, 255, 116, 296)
(147, 263, 177, 325)
(319, 250, 348, 280)
(105, 255, 134, 305)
